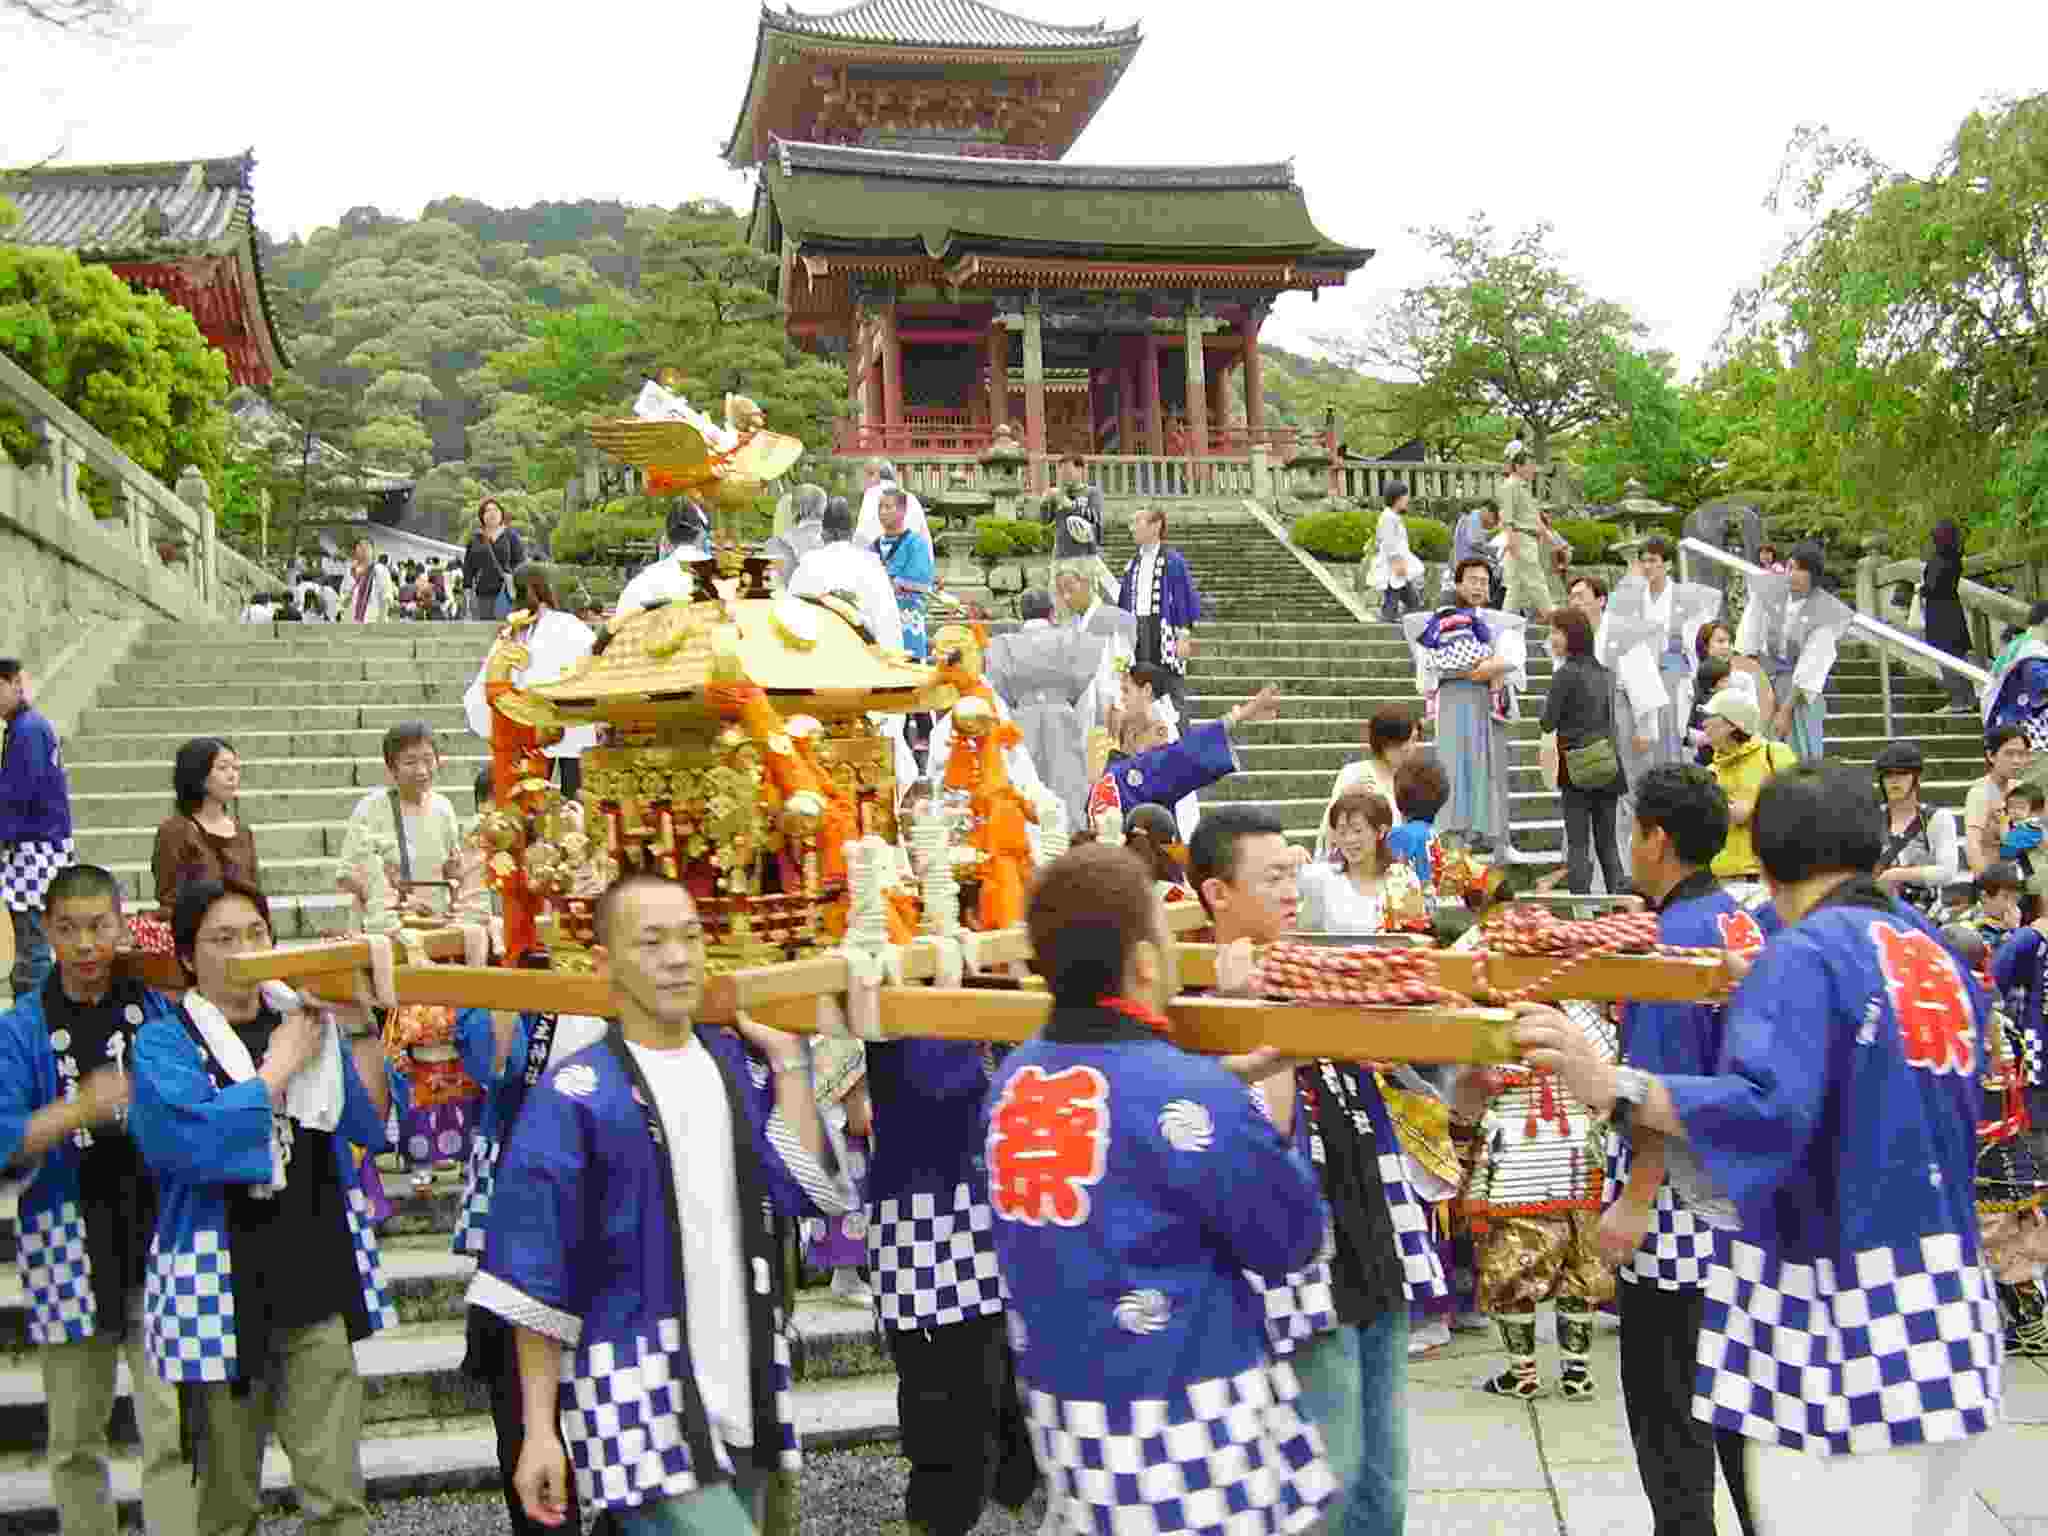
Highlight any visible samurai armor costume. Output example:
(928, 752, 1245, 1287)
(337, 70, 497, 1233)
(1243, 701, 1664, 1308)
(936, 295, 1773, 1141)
(1118, 542, 1202, 699)
(467, 1027, 848, 1521)
(985, 1003, 1336, 1536)
(1461, 1000, 1617, 1399)
(1402, 608, 1528, 848)
(986, 621, 1106, 832)
(1733, 572, 1853, 761)
(1663, 885, 2002, 1474)
(1606, 875, 1776, 1535)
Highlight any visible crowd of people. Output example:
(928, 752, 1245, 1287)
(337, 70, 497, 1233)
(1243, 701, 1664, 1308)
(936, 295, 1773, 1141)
(0, 463, 2035, 1536)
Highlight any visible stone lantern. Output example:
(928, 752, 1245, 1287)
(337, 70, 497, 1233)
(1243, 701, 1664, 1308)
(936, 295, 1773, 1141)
(929, 464, 995, 586)
(1284, 426, 1332, 508)
(978, 422, 1029, 520)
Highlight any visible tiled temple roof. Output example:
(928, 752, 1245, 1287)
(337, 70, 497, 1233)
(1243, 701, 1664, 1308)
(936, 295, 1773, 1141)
(4, 152, 257, 254)
(773, 140, 1295, 191)
(761, 0, 1138, 49)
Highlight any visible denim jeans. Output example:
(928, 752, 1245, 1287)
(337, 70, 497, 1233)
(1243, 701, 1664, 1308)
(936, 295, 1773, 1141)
(610, 1460, 766, 1536)
(10, 906, 53, 998)
(1289, 1308, 1410, 1536)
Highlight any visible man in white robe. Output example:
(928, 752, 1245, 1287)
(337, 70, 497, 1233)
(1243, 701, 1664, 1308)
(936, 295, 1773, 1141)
(1054, 561, 1137, 735)
(1735, 542, 1852, 761)
(614, 501, 711, 617)
(983, 590, 1104, 830)
(788, 500, 916, 788)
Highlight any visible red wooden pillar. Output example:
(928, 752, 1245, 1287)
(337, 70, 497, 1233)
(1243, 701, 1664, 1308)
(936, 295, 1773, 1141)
(879, 301, 902, 440)
(1243, 308, 1267, 439)
(1118, 345, 1138, 456)
(1142, 335, 1164, 457)
(986, 324, 1009, 433)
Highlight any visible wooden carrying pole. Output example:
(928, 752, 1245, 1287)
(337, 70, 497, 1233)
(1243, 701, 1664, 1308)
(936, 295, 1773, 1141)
(209, 906, 1729, 1068)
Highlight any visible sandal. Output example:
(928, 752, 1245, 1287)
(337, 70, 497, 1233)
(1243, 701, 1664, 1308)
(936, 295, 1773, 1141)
(1558, 1365, 1597, 1401)
(1479, 1364, 1547, 1399)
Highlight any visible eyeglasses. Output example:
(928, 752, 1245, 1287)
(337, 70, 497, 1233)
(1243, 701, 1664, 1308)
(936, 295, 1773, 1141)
(198, 924, 272, 950)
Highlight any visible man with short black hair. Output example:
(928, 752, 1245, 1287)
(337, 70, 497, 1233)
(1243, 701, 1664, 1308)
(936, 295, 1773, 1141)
(855, 459, 930, 548)
(1520, 764, 2000, 1535)
(614, 501, 713, 617)
(1597, 766, 1772, 1536)
(470, 874, 848, 1532)
(875, 486, 937, 662)
(1735, 540, 1850, 760)
(986, 842, 1332, 1536)
(1, 658, 72, 1000)
(1191, 805, 1444, 1536)
(1, 863, 192, 1536)
(1045, 454, 1116, 604)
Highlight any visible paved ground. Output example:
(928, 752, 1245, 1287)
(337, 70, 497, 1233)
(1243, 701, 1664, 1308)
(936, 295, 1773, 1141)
(233, 1322, 2048, 1534)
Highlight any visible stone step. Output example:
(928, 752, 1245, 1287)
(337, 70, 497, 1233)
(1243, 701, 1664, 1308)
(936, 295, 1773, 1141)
(70, 784, 481, 832)
(101, 855, 349, 903)
(65, 754, 490, 798)
(1232, 740, 1991, 777)
(0, 1381, 902, 1527)
(111, 658, 478, 688)
(0, 1296, 892, 1448)
(80, 679, 472, 711)
(125, 636, 488, 663)
(66, 727, 476, 766)
(77, 703, 475, 738)
(140, 621, 501, 645)
(1204, 766, 1983, 812)
(72, 819, 342, 867)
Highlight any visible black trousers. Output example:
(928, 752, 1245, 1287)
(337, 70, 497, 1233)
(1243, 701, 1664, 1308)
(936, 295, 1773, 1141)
(1133, 616, 1190, 708)
(1560, 782, 1626, 896)
(484, 1317, 584, 1536)
(1617, 1280, 1755, 1536)
(886, 1312, 1039, 1536)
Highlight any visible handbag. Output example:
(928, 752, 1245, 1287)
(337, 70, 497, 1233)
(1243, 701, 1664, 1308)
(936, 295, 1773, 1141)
(1563, 736, 1620, 789)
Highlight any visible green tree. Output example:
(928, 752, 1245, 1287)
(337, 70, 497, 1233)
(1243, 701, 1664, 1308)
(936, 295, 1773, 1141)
(1318, 216, 1654, 461)
(0, 246, 231, 489)
(1717, 93, 2048, 542)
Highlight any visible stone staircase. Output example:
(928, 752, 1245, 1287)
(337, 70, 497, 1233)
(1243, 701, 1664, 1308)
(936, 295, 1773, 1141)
(1100, 514, 1987, 854)
(0, 548, 1991, 1523)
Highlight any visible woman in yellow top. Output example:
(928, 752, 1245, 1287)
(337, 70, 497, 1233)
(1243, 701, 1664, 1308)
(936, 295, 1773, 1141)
(1700, 688, 1797, 902)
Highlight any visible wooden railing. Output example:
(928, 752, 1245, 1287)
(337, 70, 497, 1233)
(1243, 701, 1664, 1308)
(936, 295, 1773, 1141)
(0, 351, 263, 615)
(1332, 459, 1554, 504)
(867, 453, 1262, 502)
(1860, 554, 2030, 669)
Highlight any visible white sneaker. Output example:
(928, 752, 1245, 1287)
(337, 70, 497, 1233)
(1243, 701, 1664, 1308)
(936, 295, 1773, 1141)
(830, 1269, 874, 1307)
(1409, 1319, 1452, 1356)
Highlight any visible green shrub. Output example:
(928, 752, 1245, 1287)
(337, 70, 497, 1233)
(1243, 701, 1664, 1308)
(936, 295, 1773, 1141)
(1291, 508, 1373, 561)
(1406, 518, 1451, 561)
(971, 516, 1053, 561)
(1553, 518, 1617, 565)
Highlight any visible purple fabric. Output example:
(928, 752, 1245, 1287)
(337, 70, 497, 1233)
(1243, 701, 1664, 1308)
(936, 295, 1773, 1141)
(401, 1099, 474, 1167)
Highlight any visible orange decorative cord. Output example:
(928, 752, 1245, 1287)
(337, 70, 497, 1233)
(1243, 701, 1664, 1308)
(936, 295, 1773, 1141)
(932, 661, 1037, 931)
(485, 678, 550, 962)
(707, 680, 857, 886)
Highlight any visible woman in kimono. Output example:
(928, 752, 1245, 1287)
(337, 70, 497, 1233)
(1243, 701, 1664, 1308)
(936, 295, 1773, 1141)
(1404, 558, 1527, 851)
(1368, 481, 1424, 622)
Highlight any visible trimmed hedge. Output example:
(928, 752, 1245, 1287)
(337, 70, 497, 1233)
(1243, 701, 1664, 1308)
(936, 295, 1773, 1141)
(1553, 518, 1619, 565)
(1294, 509, 1451, 564)
(972, 517, 1054, 562)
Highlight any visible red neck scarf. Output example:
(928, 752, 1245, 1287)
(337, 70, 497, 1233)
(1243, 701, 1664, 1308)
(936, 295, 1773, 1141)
(1097, 994, 1173, 1039)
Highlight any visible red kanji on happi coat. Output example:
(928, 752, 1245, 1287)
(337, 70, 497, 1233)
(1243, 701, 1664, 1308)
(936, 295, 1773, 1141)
(1716, 909, 1766, 960)
(988, 1064, 1110, 1227)
(1872, 922, 1976, 1076)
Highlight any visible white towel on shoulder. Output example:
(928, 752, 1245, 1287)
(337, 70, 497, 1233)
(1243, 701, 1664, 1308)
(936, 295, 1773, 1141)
(182, 983, 346, 1193)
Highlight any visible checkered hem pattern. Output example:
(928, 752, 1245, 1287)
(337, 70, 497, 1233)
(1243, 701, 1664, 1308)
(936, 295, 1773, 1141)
(1604, 1140, 1716, 1291)
(770, 1307, 801, 1470)
(19, 1199, 94, 1346)
(1246, 1253, 1338, 1359)
(143, 1231, 236, 1383)
(1693, 1233, 2004, 1456)
(346, 1186, 399, 1332)
(1024, 1358, 1335, 1535)
(452, 1133, 499, 1257)
(468, 1269, 582, 1346)
(1, 838, 74, 912)
(565, 1315, 727, 1513)
(1379, 1151, 1448, 1302)
(868, 1180, 1006, 1331)
(767, 1108, 853, 1216)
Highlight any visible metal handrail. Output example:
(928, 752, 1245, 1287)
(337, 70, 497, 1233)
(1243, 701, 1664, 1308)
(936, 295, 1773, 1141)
(1676, 537, 1989, 741)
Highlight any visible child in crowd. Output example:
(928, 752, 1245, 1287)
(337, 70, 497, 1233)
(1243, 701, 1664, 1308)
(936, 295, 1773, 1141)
(1388, 749, 1450, 893)
(1686, 655, 1732, 766)
(1970, 861, 2029, 949)
(2002, 783, 2047, 883)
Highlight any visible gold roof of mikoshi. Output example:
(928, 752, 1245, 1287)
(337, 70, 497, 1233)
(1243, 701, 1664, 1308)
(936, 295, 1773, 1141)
(532, 593, 934, 725)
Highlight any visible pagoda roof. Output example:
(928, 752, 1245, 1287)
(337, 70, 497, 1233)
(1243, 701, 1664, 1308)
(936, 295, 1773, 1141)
(763, 139, 1372, 272)
(3, 151, 289, 383)
(760, 0, 1139, 49)
(725, 1, 1141, 166)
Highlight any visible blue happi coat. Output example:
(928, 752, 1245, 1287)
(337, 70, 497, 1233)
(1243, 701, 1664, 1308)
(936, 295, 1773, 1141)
(1087, 720, 1239, 831)
(864, 1040, 1004, 1333)
(1664, 891, 2002, 1455)
(128, 1003, 396, 1385)
(1605, 880, 1780, 1291)
(0, 983, 174, 1345)
(467, 1028, 848, 1517)
(985, 1006, 1335, 1536)
(877, 528, 935, 661)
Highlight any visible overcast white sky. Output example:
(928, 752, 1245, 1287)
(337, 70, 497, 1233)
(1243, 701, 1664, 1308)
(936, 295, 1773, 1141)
(6, 0, 2045, 379)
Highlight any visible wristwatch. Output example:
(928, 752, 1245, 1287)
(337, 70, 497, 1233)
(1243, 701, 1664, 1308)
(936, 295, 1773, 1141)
(1610, 1065, 1650, 1133)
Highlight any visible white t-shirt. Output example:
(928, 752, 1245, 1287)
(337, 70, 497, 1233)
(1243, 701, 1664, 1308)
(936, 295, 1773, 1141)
(625, 1036, 753, 1449)
(1133, 545, 1159, 618)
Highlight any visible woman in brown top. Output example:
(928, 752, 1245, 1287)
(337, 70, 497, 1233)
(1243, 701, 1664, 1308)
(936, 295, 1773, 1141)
(151, 738, 261, 914)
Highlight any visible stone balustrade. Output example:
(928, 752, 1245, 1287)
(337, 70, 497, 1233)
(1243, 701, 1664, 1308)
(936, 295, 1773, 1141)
(0, 350, 266, 672)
